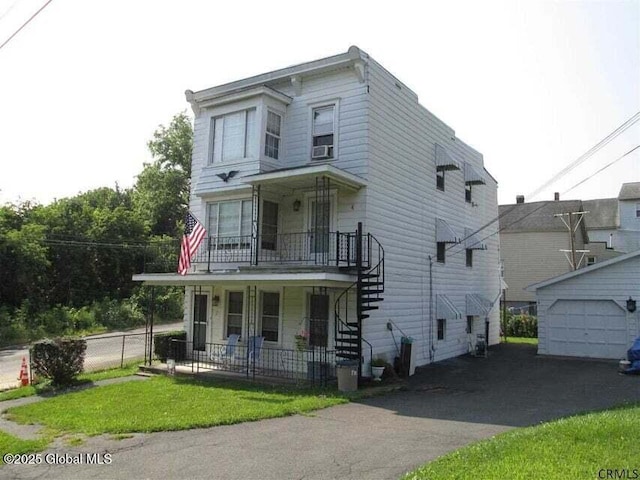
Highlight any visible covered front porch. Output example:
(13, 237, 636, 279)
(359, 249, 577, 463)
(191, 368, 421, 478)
(134, 271, 358, 385)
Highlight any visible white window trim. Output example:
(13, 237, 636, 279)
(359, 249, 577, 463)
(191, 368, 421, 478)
(258, 288, 284, 345)
(223, 289, 246, 340)
(207, 199, 253, 238)
(307, 99, 340, 161)
(208, 108, 257, 164)
(264, 109, 284, 161)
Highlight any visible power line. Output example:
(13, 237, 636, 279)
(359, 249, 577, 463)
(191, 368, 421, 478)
(0, 0, 53, 52)
(527, 111, 640, 201)
(562, 144, 640, 196)
(0, 0, 21, 23)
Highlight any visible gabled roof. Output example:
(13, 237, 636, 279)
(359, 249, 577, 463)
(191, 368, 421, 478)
(498, 200, 583, 233)
(527, 249, 640, 291)
(582, 198, 618, 229)
(618, 182, 640, 201)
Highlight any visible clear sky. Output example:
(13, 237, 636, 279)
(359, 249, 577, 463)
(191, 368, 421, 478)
(0, 0, 638, 206)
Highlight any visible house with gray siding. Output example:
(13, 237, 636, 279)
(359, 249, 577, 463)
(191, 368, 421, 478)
(134, 47, 501, 381)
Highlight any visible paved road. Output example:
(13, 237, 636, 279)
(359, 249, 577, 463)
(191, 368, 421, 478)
(2, 344, 638, 480)
(0, 322, 182, 390)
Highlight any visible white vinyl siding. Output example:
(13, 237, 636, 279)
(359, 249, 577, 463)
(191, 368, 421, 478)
(211, 109, 256, 163)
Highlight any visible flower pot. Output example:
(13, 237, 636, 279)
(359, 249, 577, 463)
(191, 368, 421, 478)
(371, 366, 385, 381)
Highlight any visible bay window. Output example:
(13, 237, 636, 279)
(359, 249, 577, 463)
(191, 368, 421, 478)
(210, 109, 257, 163)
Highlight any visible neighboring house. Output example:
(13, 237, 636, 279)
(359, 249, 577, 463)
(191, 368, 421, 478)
(527, 250, 640, 359)
(586, 182, 640, 255)
(134, 46, 501, 381)
(500, 183, 640, 313)
(499, 198, 587, 313)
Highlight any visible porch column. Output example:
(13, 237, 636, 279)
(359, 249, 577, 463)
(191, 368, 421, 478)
(251, 185, 260, 266)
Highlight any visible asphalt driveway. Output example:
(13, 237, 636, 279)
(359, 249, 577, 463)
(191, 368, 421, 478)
(3, 343, 639, 480)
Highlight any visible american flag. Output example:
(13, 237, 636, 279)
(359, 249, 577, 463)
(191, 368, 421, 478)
(178, 212, 206, 275)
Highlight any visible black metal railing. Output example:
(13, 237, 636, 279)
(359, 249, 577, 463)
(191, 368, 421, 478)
(169, 339, 336, 386)
(192, 231, 364, 269)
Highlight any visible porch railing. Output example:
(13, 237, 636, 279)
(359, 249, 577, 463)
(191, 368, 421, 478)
(169, 339, 336, 386)
(192, 231, 367, 269)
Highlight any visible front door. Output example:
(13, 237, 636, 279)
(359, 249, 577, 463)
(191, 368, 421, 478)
(308, 198, 332, 260)
(309, 294, 330, 348)
(192, 293, 208, 351)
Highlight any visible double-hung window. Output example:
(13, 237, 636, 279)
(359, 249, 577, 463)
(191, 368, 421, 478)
(226, 291, 244, 338)
(465, 184, 472, 203)
(264, 111, 282, 159)
(636, 202, 640, 218)
(208, 200, 252, 248)
(436, 169, 445, 191)
(210, 109, 256, 163)
(466, 249, 473, 267)
(311, 105, 335, 159)
(437, 318, 446, 341)
(260, 292, 280, 342)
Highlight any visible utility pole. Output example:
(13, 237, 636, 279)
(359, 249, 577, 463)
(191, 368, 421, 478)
(554, 211, 589, 270)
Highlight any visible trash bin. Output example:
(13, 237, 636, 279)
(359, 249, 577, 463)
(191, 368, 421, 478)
(336, 360, 359, 392)
(399, 336, 414, 377)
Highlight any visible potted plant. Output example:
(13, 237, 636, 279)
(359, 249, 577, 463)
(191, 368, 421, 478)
(371, 358, 386, 382)
(294, 330, 309, 352)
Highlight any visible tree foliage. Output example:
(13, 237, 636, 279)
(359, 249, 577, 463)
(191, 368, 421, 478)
(0, 113, 192, 344)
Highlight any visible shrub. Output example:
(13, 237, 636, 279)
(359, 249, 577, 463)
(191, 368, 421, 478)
(505, 314, 538, 338)
(154, 330, 186, 362)
(93, 299, 145, 330)
(31, 338, 87, 386)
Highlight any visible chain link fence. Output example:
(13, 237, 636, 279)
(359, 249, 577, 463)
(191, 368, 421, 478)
(82, 332, 154, 372)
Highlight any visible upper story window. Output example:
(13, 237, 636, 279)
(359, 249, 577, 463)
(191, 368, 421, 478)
(465, 184, 472, 203)
(311, 105, 335, 160)
(208, 200, 252, 240)
(210, 109, 256, 163)
(436, 170, 445, 191)
(636, 202, 640, 218)
(436, 242, 446, 263)
(265, 111, 282, 159)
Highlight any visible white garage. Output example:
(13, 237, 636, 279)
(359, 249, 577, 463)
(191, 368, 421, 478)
(528, 250, 640, 360)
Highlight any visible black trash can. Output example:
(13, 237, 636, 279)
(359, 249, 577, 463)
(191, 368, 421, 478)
(399, 336, 413, 377)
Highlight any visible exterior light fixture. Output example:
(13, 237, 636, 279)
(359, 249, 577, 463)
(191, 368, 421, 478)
(293, 199, 301, 212)
(627, 297, 636, 313)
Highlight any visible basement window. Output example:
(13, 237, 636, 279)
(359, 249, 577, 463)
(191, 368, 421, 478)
(437, 318, 446, 341)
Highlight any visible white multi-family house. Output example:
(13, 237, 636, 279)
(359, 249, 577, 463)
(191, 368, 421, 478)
(134, 46, 501, 382)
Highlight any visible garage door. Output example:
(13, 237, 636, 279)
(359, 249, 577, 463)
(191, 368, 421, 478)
(546, 300, 628, 359)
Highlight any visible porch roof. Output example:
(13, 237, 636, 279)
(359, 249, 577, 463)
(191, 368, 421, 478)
(132, 270, 357, 287)
(242, 164, 367, 192)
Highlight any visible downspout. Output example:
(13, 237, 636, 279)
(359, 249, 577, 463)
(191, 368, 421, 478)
(429, 255, 434, 363)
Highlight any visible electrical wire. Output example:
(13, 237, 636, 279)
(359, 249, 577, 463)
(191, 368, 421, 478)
(527, 111, 640, 201)
(0, 0, 53, 52)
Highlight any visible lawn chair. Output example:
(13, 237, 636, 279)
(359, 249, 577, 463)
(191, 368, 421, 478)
(247, 336, 264, 370)
(211, 334, 239, 365)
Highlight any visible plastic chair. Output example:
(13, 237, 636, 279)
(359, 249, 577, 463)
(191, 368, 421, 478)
(247, 336, 264, 365)
(211, 334, 239, 363)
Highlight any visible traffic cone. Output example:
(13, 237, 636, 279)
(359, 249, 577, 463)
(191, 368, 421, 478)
(19, 357, 29, 387)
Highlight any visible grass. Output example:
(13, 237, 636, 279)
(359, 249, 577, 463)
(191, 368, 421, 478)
(501, 336, 538, 345)
(5, 376, 347, 435)
(0, 362, 141, 402)
(0, 430, 49, 464)
(403, 403, 640, 480)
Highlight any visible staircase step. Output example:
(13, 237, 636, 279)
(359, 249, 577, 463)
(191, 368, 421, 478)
(345, 322, 359, 328)
(338, 329, 358, 336)
(360, 273, 379, 279)
(360, 314, 370, 320)
(336, 345, 359, 353)
(362, 297, 384, 303)
(362, 289, 384, 295)
(336, 337, 359, 344)
(361, 305, 379, 312)
(335, 353, 359, 360)
(361, 281, 383, 286)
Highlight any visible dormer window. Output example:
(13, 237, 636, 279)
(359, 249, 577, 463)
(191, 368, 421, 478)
(265, 111, 282, 160)
(210, 109, 256, 163)
(311, 105, 335, 160)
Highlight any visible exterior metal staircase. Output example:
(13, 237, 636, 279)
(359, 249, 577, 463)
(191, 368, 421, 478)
(334, 223, 385, 366)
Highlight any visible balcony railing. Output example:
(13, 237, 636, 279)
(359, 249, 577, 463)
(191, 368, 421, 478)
(193, 231, 366, 269)
(169, 339, 336, 386)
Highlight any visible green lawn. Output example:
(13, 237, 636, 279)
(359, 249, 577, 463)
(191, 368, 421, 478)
(6, 376, 347, 435)
(403, 403, 640, 480)
(501, 336, 538, 345)
(0, 363, 141, 402)
(0, 430, 49, 465)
